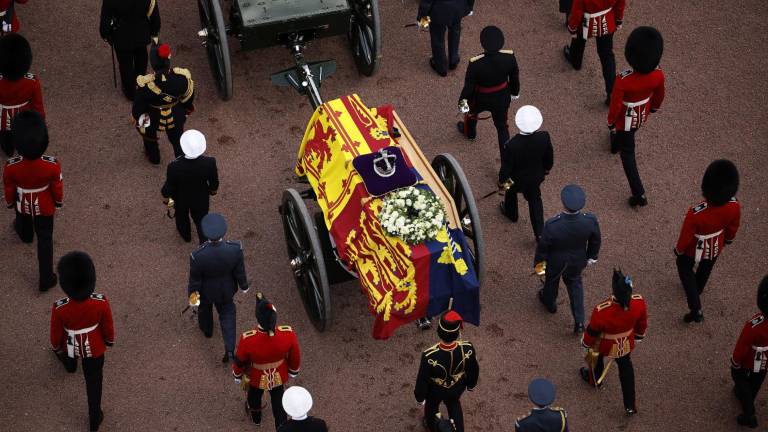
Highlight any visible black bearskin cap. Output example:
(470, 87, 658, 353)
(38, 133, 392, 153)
(255, 292, 277, 335)
(437, 311, 463, 343)
(625, 27, 664, 74)
(480, 26, 504, 53)
(11, 111, 48, 159)
(758, 276, 768, 316)
(701, 159, 739, 207)
(57, 251, 96, 301)
(0, 33, 32, 80)
(150, 43, 171, 72)
(612, 269, 633, 309)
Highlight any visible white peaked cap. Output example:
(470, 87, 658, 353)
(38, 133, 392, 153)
(180, 129, 206, 158)
(515, 105, 543, 133)
(282, 386, 313, 418)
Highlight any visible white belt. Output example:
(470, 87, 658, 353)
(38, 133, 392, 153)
(65, 324, 98, 358)
(584, 7, 612, 19)
(623, 97, 651, 130)
(18, 185, 49, 194)
(582, 7, 612, 39)
(753, 345, 768, 373)
(694, 230, 723, 263)
(623, 97, 650, 108)
(1, 102, 28, 110)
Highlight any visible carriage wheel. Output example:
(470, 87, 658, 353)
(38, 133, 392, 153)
(197, 0, 233, 100)
(280, 189, 332, 331)
(348, 0, 381, 76)
(431, 154, 485, 286)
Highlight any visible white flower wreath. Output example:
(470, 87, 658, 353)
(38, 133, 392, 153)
(379, 186, 446, 245)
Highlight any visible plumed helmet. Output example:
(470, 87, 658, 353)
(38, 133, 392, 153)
(0, 33, 33, 80)
(437, 311, 463, 343)
(57, 251, 96, 301)
(480, 26, 504, 53)
(625, 26, 664, 74)
(758, 276, 768, 316)
(515, 105, 543, 134)
(282, 386, 313, 419)
(150, 43, 172, 71)
(255, 292, 278, 335)
(612, 269, 633, 309)
(701, 159, 739, 207)
(11, 111, 48, 159)
(181, 129, 206, 158)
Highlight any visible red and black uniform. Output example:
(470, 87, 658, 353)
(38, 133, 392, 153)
(3, 154, 62, 288)
(233, 326, 301, 429)
(565, 0, 625, 99)
(675, 198, 740, 313)
(50, 293, 115, 428)
(0, 0, 28, 34)
(732, 313, 768, 422)
(582, 294, 648, 411)
(0, 72, 44, 156)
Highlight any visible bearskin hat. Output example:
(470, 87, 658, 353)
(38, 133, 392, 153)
(255, 292, 277, 335)
(150, 43, 171, 71)
(612, 269, 633, 309)
(701, 159, 739, 206)
(758, 276, 768, 316)
(11, 111, 48, 159)
(480, 26, 504, 53)
(0, 33, 33, 80)
(625, 27, 664, 74)
(437, 311, 463, 343)
(57, 251, 96, 301)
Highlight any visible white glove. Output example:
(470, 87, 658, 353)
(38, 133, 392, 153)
(458, 99, 470, 114)
(468, 10, 473, 16)
(240, 288, 250, 295)
(587, 259, 597, 266)
(1, 23, 11, 33)
(510, 94, 520, 101)
(138, 113, 151, 128)
(234, 378, 241, 385)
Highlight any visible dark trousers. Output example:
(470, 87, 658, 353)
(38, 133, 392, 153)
(567, 34, 616, 97)
(175, 204, 208, 244)
(115, 45, 149, 100)
(676, 254, 718, 312)
(198, 299, 237, 353)
(503, 183, 544, 239)
(0, 130, 12, 157)
(424, 390, 465, 432)
(58, 353, 105, 429)
(429, 20, 461, 74)
(14, 212, 56, 287)
(542, 261, 585, 324)
(248, 385, 287, 429)
(142, 125, 184, 164)
(732, 367, 767, 417)
(612, 130, 645, 198)
(464, 108, 510, 159)
(559, 0, 572, 13)
(594, 354, 636, 410)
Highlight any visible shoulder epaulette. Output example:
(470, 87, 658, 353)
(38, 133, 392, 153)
(581, 212, 597, 220)
(41, 155, 57, 163)
(136, 73, 155, 88)
(190, 242, 210, 258)
(90, 293, 106, 301)
(242, 330, 257, 338)
(54, 297, 69, 308)
(6, 156, 22, 165)
(175, 68, 195, 103)
(277, 325, 293, 332)
(147, 0, 157, 16)
(631, 294, 643, 300)
(596, 299, 613, 311)
(516, 411, 532, 422)
(423, 343, 440, 356)
(693, 202, 707, 214)
(551, 406, 566, 412)
(173, 67, 192, 79)
(24, 73, 36, 80)
(751, 315, 765, 328)
(546, 214, 562, 225)
(470, 53, 484, 62)
(457, 340, 473, 348)
(620, 69, 633, 78)
(499, 49, 514, 55)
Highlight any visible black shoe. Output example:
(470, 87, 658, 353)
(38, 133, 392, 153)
(456, 121, 475, 140)
(737, 414, 758, 428)
(683, 310, 704, 323)
(563, 45, 573, 66)
(429, 58, 447, 77)
(574, 323, 584, 334)
(90, 409, 104, 431)
(538, 289, 557, 314)
(449, 59, 460, 70)
(415, 317, 432, 330)
(40, 274, 58, 292)
(222, 351, 232, 363)
(628, 195, 648, 208)
(579, 367, 592, 384)
(202, 330, 213, 338)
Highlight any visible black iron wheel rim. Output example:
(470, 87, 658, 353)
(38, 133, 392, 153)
(198, 0, 226, 94)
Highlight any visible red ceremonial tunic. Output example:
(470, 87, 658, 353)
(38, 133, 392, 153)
(3, 155, 63, 216)
(232, 326, 301, 390)
(732, 313, 768, 372)
(583, 295, 648, 358)
(0, 73, 44, 131)
(0, 0, 29, 33)
(568, 0, 625, 39)
(607, 68, 665, 131)
(50, 293, 115, 358)
(675, 198, 740, 261)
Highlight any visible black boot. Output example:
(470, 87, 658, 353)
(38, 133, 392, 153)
(628, 195, 648, 208)
(683, 310, 704, 323)
(90, 409, 104, 432)
(538, 289, 557, 313)
(39, 274, 58, 292)
(737, 414, 758, 428)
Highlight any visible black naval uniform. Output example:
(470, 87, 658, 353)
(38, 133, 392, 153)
(417, 0, 474, 76)
(277, 417, 329, 432)
(161, 155, 218, 244)
(499, 131, 554, 240)
(415, 341, 479, 432)
(99, 0, 161, 100)
(515, 406, 569, 432)
(132, 67, 194, 164)
(459, 50, 520, 158)
(534, 212, 601, 327)
(189, 238, 249, 356)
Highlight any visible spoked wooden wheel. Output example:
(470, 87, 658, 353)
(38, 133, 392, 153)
(348, 0, 381, 76)
(431, 154, 485, 285)
(280, 189, 332, 331)
(197, 0, 233, 100)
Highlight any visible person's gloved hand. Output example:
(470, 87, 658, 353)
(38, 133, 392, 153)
(587, 258, 597, 266)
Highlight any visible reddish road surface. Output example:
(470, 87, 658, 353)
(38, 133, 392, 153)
(1, 0, 767, 431)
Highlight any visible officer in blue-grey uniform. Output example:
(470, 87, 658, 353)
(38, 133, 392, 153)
(188, 213, 249, 363)
(515, 378, 569, 431)
(534, 184, 601, 334)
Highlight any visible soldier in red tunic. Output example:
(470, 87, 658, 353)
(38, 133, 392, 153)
(675, 159, 740, 323)
(607, 26, 665, 208)
(580, 269, 647, 415)
(50, 251, 115, 432)
(0, 0, 28, 34)
(233, 293, 301, 429)
(0, 33, 45, 156)
(3, 111, 61, 291)
(731, 276, 768, 429)
(563, 0, 626, 105)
